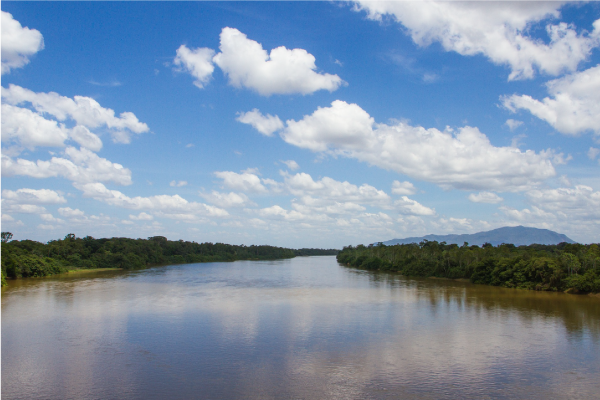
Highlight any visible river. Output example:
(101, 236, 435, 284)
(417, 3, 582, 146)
(2, 256, 599, 399)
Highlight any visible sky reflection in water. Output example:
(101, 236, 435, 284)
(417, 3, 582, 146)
(2, 256, 599, 399)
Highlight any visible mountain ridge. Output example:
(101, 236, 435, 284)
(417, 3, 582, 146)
(379, 226, 575, 247)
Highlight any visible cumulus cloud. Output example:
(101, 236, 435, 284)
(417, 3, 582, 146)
(391, 180, 416, 195)
(1, 146, 133, 186)
(502, 65, 600, 136)
(69, 125, 103, 152)
(200, 191, 254, 208)
(1, 214, 15, 222)
(281, 160, 300, 171)
(236, 109, 284, 136)
(1, 11, 44, 74)
(4, 204, 47, 215)
(526, 185, 600, 220)
(0, 188, 66, 217)
(58, 207, 85, 218)
(291, 197, 366, 217)
(282, 172, 391, 207)
(497, 185, 600, 242)
(468, 192, 504, 204)
(173, 45, 215, 88)
(353, 1, 600, 80)
(255, 100, 557, 191)
(74, 182, 229, 220)
(1, 104, 102, 153)
(505, 119, 523, 132)
(2, 188, 66, 205)
(214, 169, 268, 193)
(2, 104, 69, 149)
(129, 212, 154, 221)
(213, 27, 344, 96)
(1, 84, 149, 143)
(394, 196, 436, 216)
(170, 180, 188, 187)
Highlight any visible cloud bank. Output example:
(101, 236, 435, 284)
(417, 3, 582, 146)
(353, 1, 600, 80)
(240, 100, 558, 192)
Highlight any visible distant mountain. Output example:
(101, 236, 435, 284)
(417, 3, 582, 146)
(379, 226, 575, 247)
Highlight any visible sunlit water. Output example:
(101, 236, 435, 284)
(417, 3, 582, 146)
(2, 256, 599, 399)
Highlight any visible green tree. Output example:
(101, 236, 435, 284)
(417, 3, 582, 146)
(2, 232, 13, 243)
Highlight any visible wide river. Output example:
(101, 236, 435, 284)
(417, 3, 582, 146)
(2, 256, 599, 399)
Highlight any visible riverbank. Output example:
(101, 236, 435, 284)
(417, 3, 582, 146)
(337, 241, 600, 294)
(1, 234, 338, 286)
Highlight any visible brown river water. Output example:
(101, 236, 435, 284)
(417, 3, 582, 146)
(2, 256, 599, 399)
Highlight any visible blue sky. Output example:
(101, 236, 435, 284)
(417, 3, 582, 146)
(2, 1, 600, 247)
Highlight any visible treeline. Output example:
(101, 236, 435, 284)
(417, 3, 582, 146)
(295, 248, 339, 256)
(1, 233, 335, 285)
(337, 241, 600, 294)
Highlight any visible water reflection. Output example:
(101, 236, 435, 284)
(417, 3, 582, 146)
(2, 257, 599, 399)
(348, 267, 600, 340)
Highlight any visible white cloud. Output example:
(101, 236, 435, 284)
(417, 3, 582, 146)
(3, 204, 47, 215)
(272, 100, 557, 191)
(353, 1, 600, 80)
(1, 11, 44, 74)
(170, 180, 188, 187)
(2, 214, 15, 222)
(200, 191, 254, 208)
(129, 212, 153, 221)
(496, 185, 600, 242)
(74, 182, 228, 219)
(280, 100, 374, 152)
(1, 146, 133, 186)
(391, 180, 416, 195)
(588, 147, 600, 161)
(1, 104, 69, 149)
(291, 197, 366, 216)
(503, 65, 600, 136)
(468, 192, 504, 204)
(1, 84, 149, 143)
(394, 196, 436, 216)
(281, 160, 300, 171)
(526, 185, 600, 220)
(505, 119, 523, 132)
(69, 125, 103, 152)
(237, 109, 283, 136)
(2, 188, 66, 205)
(213, 27, 344, 96)
(173, 45, 215, 89)
(258, 205, 310, 221)
(214, 169, 268, 193)
(58, 207, 85, 218)
(1, 104, 102, 153)
(282, 172, 391, 206)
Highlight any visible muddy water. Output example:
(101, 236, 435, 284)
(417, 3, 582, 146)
(2, 256, 599, 399)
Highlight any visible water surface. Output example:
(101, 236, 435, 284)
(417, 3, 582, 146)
(2, 256, 599, 399)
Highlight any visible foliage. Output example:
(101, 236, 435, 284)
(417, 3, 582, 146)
(294, 248, 339, 256)
(2, 231, 13, 243)
(1, 233, 311, 284)
(0, 268, 6, 287)
(337, 241, 600, 293)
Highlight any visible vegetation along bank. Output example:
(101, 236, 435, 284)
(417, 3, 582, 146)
(1, 232, 338, 286)
(337, 241, 600, 294)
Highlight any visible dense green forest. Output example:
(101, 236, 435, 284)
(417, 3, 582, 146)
(337, 241, 600, 294)
(1, 232, 338, 286)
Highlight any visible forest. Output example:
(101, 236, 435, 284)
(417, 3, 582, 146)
(337, 240, 600, 294)
(0, 232, 338, 286)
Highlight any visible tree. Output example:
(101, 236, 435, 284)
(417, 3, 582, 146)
(1, 232, 13, 243)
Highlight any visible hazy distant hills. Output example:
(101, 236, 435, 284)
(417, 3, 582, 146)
(379, 226, 576, 247)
